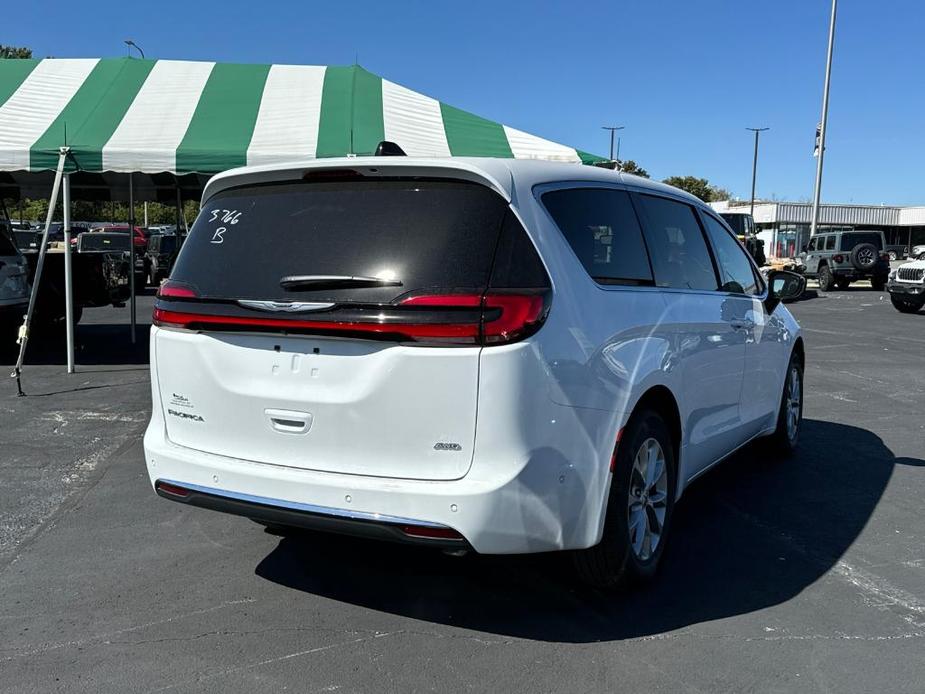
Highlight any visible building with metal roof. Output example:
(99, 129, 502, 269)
(711, 200, 925, 258)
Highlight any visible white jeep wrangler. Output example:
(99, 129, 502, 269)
(887, 259, 925, 313)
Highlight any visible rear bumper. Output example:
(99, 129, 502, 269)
(829, 268, 888, 280)
(154, 479, 470, 549)
(143, 420, 595, 555)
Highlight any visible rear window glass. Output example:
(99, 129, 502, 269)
(78, 233, 130, 251)
(489, 213, 550, 289)
(171, 179, 511, 303)
(541, 188, 652, 284)
(151, 235, 177, 253)
(839, 232, 883, 251)
(635, 195, 718, 291)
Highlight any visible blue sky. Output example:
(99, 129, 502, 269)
(9, 0, 924, 204)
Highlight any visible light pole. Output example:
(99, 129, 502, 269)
(809, 0, 837, 239)
(601, 126, 624, 162)
(746, 127, 769, 217)
(124, 39, 145, 59)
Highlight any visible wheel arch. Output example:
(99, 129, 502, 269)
(626, 385, 682, 471)
(792, 336, 805, 368)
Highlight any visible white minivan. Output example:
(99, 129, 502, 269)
(144, 155, 805, 588)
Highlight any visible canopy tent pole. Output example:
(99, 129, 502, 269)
(175, 184, 184, 248)
(11, 148, 69, 396)
(128, 173, 136, 345)
(63, 172, 75, 374)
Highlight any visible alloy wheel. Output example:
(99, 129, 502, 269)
(627, 438, 668, 561)
(786, 365, 802, 443)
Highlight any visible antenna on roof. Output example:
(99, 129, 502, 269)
(375, 141, 406, 157)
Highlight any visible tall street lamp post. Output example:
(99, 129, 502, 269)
(810, 0, 838, 239)
(746, 127, 769, 217)
(124, 39, 145, 59)
(601, 126, 624, 162)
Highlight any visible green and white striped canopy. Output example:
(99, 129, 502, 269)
(0, 58, 604, 175)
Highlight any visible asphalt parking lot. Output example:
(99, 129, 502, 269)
(1, 287, 923, 693)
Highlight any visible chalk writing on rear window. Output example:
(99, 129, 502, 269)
(208, 209, 242, 225)
(207, 210, 242, 244)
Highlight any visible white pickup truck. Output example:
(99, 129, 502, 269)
(887, 259, 925, 313)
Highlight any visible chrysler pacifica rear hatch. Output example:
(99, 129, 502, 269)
(153, 176, 549, 480)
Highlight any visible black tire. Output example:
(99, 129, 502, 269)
(849, 242, 879, 271)
(835, 278, 850, 290)
(817, 265, 835, 292)
(768, 353, 803, 456)
(870, 275, 887, 291)
(573, 409, 677, 590)
(890, 295, 924, 314)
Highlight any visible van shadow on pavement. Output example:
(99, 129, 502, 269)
(255, 419, 923, 643)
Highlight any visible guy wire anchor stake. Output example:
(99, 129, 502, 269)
(11, 318, 28, 396)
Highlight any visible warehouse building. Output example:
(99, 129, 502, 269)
(711, 200, 925, 259)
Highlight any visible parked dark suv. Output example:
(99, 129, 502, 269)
(801, 230, 890, 291)
(144, 233, 178, 286)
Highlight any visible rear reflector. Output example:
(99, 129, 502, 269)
(155, 481, 191, 498)
(399, 524, 464, 540)
(609, 427, 625, 473)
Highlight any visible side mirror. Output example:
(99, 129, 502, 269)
(766, 270, 806, 311)
(800, 245, 808, 253)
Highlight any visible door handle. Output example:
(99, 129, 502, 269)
(730, 319, 754, 331)
(265, 408, 313, 434)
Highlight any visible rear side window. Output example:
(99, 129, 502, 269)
(825, 236, 836, 250)
(701, 214, 759, 295)
(171, 179, 512, 303)
(635, 195, 718, 291)
(839, 232, 883, 251)
(541, 188, 652, 284)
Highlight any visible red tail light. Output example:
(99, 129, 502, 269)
(482, 294, 546, 344)
(833, 254, 844, 263)
(401, 292, 546, 344)
(153, 307, 481, 341)
(154, 291, 548, 346)
(156, 280, 199, 299)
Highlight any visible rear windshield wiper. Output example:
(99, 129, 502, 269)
(280, 274, 403, 291)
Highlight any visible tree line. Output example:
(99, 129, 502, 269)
(4, 197, 201, 227)
(611, 160, 731, 202)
